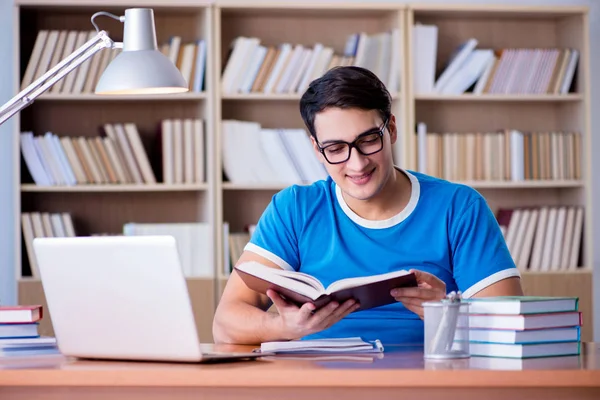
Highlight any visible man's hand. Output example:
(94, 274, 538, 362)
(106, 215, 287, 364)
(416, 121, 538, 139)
(266, 289, 359, 340)
(390, 269, 446, 319)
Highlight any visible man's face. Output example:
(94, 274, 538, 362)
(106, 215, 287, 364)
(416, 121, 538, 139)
(311, 107, 397, 201)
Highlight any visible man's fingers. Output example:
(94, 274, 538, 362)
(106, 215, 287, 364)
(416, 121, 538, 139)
(391, 287, 444, 300)
(298, 302, 316, 320)
(266, 289, 296, 311)
(311, 300, 340, 321)
(409, 269, 445, 289)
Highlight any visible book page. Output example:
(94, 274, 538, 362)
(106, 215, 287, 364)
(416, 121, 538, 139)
(325, 269, 410, 294)
(235, 261, 325, 296)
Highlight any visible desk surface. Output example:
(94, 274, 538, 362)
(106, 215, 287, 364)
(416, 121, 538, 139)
(0, 343, 599, 388)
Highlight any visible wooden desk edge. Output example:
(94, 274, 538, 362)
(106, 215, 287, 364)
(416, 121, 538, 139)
(1, 369, 599, 388)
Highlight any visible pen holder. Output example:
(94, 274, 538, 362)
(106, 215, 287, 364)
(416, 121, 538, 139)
(423, 292, 470, 359)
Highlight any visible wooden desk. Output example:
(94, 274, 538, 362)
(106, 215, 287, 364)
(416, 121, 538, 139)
(0, 343, 599, 400)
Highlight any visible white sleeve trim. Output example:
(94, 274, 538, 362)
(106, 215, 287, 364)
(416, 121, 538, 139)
(243, 243, 295, 271)
(461, 268, 521, 298)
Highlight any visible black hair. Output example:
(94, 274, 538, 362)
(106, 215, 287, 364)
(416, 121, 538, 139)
(299, 66, 392, 139)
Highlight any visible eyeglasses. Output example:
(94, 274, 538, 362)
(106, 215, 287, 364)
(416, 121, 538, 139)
(316, 119, 388, 165)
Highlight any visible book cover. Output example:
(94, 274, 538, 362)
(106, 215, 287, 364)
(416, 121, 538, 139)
(465, 296, 579, 315)
(235, 261, 417, 311)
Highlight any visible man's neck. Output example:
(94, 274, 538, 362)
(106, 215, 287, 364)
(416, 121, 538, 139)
(342, 168, 412, 221)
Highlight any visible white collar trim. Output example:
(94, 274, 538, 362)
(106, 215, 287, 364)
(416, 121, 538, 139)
(335, 168, 420, 229)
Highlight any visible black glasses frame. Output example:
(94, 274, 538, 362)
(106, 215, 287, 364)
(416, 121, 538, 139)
(316, 118, 389, 165)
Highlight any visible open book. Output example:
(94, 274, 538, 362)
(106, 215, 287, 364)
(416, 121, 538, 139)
(234, 261, 417, 310)
(259, 337, 384, 354)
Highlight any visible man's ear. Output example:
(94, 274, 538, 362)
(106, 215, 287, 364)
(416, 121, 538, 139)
(387, 114, 398, 145)
(310, 135, 325, 163)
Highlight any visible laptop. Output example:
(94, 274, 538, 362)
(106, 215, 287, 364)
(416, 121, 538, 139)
(32, 235, 268, 363)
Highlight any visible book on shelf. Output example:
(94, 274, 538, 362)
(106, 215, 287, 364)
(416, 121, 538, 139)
(469, 327, 580, 345)
(468, 311, 582, 331)
(221, 120, 327, 185)
(123, 223, 223, 278)
(21, 212, 76, 278)
(416, 124, 582, 182)
(160, 119, 205, 185)
(220, 29, 401, 95)
(411, 24, 579, 95)
(469, 341, 580, 359)
(0, 305, 43, 324)
(21, 30, 206, 94)
(496, 206, 584, 272)
(234, 261, 417, 311)
(21, 119, 206, 186)
(259, 337, 384, 354)
(465, 296, 579, 315)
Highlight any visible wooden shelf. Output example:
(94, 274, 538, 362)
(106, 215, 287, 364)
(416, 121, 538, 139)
(222, 92, 400, 101)
(414, 94, 583, 102)
(21, 183, 208, 192)
(520, 268, 592, 275)
(37, 93, 207, 101)
(222, 182, 296, 191)
(459, 180, 584, 189)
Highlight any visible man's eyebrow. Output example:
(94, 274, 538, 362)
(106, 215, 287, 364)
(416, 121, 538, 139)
(320, 126, 380, 145)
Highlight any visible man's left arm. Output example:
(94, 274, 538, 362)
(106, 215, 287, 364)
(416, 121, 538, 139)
(391, 192, 523, 318)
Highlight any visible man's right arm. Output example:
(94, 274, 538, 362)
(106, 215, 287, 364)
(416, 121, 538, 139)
(212, 251, 359, 345)
(212, 251, 287, 345)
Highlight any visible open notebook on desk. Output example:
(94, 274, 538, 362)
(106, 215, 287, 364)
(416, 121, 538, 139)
(258, 337, 384, 354)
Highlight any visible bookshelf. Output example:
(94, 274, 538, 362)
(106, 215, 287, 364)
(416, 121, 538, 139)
(9, 1, 594, 342)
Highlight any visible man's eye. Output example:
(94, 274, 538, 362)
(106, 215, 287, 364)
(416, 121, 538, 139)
(326, 146, 345, 154)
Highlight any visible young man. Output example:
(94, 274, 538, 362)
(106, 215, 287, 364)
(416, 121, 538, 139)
(213, 66, 523, 345)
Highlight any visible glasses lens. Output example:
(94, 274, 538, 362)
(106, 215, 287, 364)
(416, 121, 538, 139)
(356, 133, 382, 155)
(323, 143, 350, 163)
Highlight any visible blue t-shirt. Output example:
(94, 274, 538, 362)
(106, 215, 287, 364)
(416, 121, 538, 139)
(245, 169, 519, 345)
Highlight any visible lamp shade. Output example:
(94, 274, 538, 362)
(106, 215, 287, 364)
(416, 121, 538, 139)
(95, 8, 188, 95)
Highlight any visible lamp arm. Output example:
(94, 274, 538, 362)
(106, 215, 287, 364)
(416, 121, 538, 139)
(0, 30, 117, 127)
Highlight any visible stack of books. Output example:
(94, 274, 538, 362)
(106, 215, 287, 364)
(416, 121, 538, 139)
(465, 296, 582, 359)
(0, 305, 59, 357)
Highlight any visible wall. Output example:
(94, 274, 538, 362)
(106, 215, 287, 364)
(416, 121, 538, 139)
(0, 0, 15, 306)
(0, 0, 598, 339)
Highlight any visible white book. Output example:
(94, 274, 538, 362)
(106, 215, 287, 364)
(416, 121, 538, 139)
(511, 209, 530, 265)
(239, 45, 268, 93)
(33, 30, 59, 81)
(21, 30, 49, 90)
(113, 124, 143, 184)
(172, 119, 184, 184)
(229, 37, 261, 93)
(504, 209, 522, 257)
(48, 31, 68, 71)
(32, 136, 58, 185)
(61, 31, 88, 93)
(167, 36, 181, 65)
(261, 337, 383, 354)
(102, 138, 127, 184)
(567, 207, 584, 270)
(183, 119, 195, 184)
(434, 38, 478, 93)
(258, 129, 302, 184)
(71, 31, 97, 93)
(275, 44, 304, 94)
(412, 24, 438, 94)
(517, 209, 538, 270)
(20, 213, 39, 278)
(263, 43, 292, 93)
(61, 213, 76, 237)
(510, 130, 524, 181)
(44, 133, 72, 185)
(473, 55, 496, 94)
(103, 124, 133, 183)
(48, 133, 76, 186)
(36, 136, 65, 185)
(287, 48, 312, 93)
(387, 28, 402, 93)
(50, 214, 66, 237)
(20, 132, 52, 186)
(192, 40, 207, 92)
(161, 120, 174, 184)
(193, 119, 205, 183)
(297, 43, 324, 93)
(560, 207, 576, 269)
(50, 31, 77, 93)
(440, 49, 494, 94)
(560, 49, 579, 94)
(540, 207, 558, 271)
(123, 124, 157, 184)
(550, 206, 567, 271)
(178, 43, 197, 87)
(76, 137, 103, 184)
(417, 122, 427, 173)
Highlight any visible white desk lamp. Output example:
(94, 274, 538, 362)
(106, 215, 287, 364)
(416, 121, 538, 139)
(0, 8, 188, 126)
